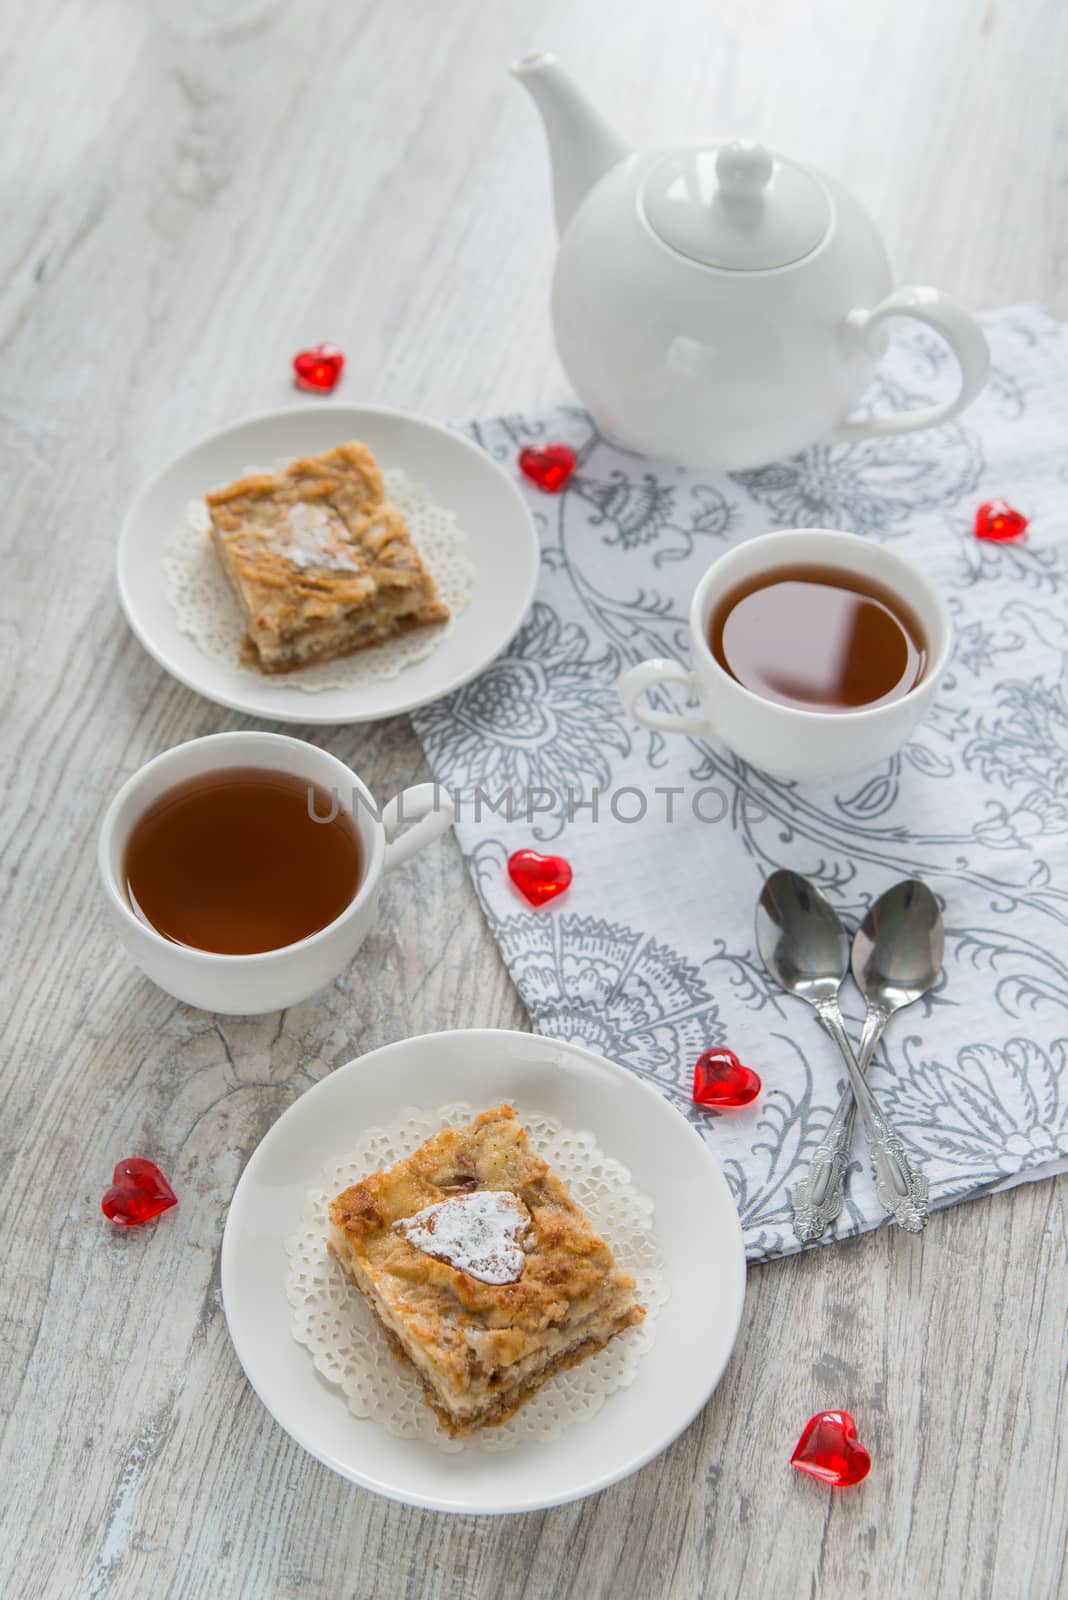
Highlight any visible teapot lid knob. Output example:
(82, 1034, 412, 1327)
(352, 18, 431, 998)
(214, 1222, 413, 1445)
(640, 139, 831, 272)
(715, 140, 774, 197)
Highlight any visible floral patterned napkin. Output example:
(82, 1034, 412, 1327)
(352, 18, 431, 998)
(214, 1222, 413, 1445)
(412, 305, 1068, 1260)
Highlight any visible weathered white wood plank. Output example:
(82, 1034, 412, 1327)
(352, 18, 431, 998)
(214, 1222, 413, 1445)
(1, 0, 1066, 1596)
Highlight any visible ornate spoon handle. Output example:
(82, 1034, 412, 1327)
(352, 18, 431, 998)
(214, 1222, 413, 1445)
(791, 1087, 857, 1242)
(815, 1000, 929, 1233)
(791, 1007, 886, 1242)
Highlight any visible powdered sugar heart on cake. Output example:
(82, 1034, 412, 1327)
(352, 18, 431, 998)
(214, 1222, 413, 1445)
(395, 1190, 531, 1284)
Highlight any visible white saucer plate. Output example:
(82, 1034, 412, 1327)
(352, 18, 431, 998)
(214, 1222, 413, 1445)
(221, 1029, 746, 1515)
(117, 405, 539, 723)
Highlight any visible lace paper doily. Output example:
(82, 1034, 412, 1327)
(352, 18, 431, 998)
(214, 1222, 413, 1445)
(285, 1103, 668, 1453)
(164, 468, 472, 691)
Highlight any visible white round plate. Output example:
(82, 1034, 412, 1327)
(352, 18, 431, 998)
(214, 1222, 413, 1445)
(117, 405, 539, 723)
(221, 1029, 746, 1515)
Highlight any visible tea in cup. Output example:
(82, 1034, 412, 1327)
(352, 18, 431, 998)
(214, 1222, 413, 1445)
(618, 528, 952, 782)
(98, 731, 454, 1013)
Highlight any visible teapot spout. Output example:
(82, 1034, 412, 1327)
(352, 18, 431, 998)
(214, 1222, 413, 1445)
(512, 54, 629, 235)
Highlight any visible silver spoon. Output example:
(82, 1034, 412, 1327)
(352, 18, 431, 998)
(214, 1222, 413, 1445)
(755, 869, 929, 1236)
(789, 880, 942, 1242)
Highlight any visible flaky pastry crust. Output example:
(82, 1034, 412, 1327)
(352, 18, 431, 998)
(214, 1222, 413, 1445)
(328, 1105, 644, 1435)
(206, 441, 448, 672)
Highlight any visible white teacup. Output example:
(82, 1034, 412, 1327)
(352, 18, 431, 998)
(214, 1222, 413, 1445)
(98, 731, 455, 1014)
(618, 528, 952, 783)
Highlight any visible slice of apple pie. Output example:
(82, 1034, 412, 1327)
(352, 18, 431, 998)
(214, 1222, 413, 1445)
(327, 1105, 644, 1436)
(205, 441, 449, 673)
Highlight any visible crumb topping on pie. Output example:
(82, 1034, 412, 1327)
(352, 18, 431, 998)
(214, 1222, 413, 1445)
(394, 1190, 530, 1285)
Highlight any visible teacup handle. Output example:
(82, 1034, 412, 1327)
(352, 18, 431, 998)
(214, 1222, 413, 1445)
(834, 286, 990, 439)
(618, 660, 711, 736)
(382, 783, 455, 873)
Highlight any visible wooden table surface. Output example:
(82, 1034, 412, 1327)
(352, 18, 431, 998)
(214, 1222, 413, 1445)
(3, 1, 1066, 1595)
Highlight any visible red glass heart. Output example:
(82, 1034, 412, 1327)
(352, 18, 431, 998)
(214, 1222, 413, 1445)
(974, 499, 1028, 543)
(293, 344, 345, 393)
(518, 443, 576, 493)
(693, 1048, 761, 1108)
(791, 1411, 871, 1487)
(102, 1158, 178, 1226)
(508, 849, 573, 907)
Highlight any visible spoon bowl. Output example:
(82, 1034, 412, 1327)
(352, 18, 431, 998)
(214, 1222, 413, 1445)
(852, 879, 944, 1014)
(755, 869, 850, 1008)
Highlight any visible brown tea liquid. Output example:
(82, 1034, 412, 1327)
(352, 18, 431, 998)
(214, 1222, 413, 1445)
(123, 768, 361, 954)
(709, 564, 927, 712)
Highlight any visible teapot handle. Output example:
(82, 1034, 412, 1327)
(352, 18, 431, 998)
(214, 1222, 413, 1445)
(834, 286, 990, 440)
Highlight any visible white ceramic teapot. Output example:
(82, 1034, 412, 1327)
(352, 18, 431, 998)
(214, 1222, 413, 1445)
(514, 55, 990, 470)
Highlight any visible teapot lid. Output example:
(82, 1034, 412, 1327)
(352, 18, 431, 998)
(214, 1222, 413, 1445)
(641, 140, 830, 270)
